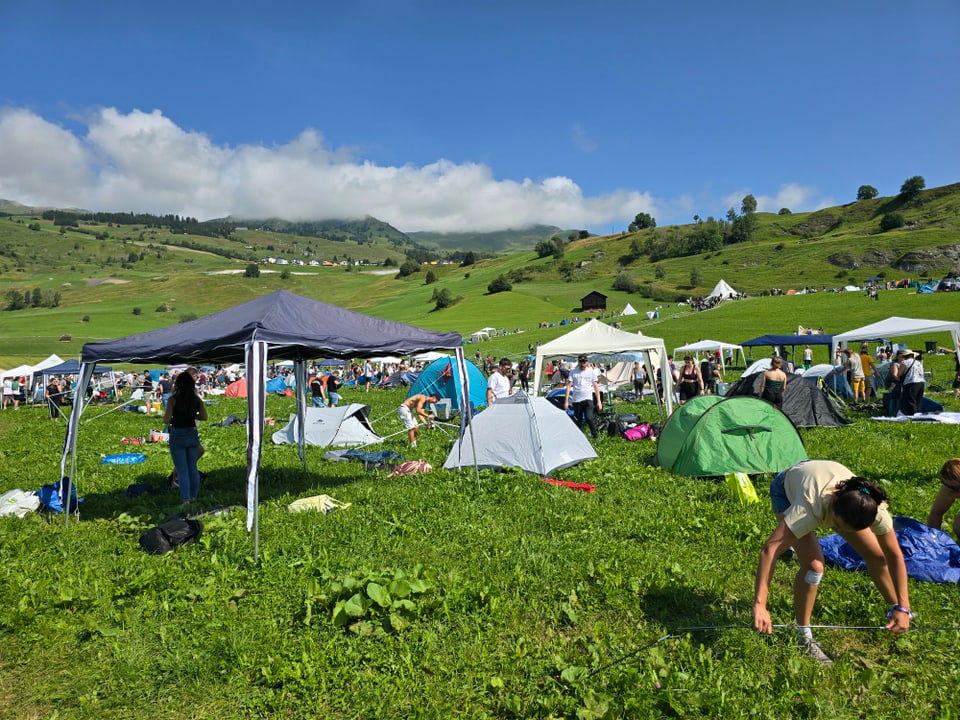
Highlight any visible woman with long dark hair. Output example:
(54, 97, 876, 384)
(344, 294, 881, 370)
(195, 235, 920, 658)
(163, 371, 208, 504)
(753, 460, 911, 664)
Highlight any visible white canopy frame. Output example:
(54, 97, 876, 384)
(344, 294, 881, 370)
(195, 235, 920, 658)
(672, 339, 747, 373)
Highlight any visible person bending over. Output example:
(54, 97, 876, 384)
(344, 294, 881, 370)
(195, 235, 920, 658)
(753, 460, 911, 665)
(398, 393, 438, 447)
(927, 458, 960, 541)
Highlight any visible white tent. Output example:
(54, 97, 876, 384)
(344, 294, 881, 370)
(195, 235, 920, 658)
(272, 404, 382, 447)
(672, 339, 747, 373)
(832, 316, 960, 356)
(622, 303, 638, 316)
(443, 392, 596, 476)
(706, 279, 739, 300)
(32, 354, 65, 372)
(411, 351, 450, 363)
(1, 363, 35, 380)
(532, 319, 673, 415)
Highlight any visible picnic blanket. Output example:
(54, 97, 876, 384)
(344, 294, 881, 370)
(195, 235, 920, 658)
(820, 516, 960, 583)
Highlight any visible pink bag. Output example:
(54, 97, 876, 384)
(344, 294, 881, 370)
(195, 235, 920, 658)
(623, 423, 653, 441)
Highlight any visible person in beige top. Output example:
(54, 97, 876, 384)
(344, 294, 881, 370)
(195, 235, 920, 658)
(753, 460, 911, 664)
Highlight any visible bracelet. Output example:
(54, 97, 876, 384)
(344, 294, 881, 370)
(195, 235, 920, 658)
(885, 604, 913, 619)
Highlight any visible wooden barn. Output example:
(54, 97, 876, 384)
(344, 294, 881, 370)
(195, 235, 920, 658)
(580, 291, 607, 312)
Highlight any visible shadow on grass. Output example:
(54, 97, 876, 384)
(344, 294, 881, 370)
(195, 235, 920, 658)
(73, 462, 373, 522)
(640, 585, 744, 641)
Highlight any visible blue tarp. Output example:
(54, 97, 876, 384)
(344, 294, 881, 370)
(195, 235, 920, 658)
(820, 516, 960, 583)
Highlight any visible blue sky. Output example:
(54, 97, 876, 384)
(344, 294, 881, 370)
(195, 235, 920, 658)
(0, 0, 957, 233)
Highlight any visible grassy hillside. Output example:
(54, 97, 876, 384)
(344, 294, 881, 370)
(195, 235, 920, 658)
(1, 183, 959, 367)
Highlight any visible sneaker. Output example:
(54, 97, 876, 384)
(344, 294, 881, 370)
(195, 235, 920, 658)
(411, 442, 417, 448)
(800, 637, 833, 666)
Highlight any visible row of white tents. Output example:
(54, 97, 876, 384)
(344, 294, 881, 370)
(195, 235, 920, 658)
(0, 354, 66, 381)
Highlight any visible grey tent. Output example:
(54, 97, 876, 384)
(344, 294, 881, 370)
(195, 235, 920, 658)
(443, 392, 597, 476)
(724, 370, 850, 427)
(272, 404, 382, 447)
(59, 290, 467, 557)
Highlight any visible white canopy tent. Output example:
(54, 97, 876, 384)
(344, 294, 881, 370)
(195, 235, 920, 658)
(706, 279, 739, 300)
(832, 316, 960, 356)
(622, 303, 638, 316)
(532, 319, 673, 415)
(672, 339, 747, 373)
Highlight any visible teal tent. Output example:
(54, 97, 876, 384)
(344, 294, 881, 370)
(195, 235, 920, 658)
(407, 356, 486, 412)
(656, 395, 807, 477)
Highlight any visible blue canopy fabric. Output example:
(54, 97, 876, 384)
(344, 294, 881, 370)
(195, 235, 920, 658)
(40, 359, 113, 376)
(80, 290, 462, 365)
(820, 516, 960, 583)
(740, 334, 834, 348)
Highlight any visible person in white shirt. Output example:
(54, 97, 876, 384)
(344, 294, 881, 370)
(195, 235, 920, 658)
(486, 358, 513, 405)
(564, 355, 602, 440)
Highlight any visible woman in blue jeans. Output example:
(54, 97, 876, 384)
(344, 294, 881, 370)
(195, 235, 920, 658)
(163, 371, 208, 504)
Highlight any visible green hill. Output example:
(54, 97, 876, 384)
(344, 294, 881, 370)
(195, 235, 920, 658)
(1, 182, 959, 367)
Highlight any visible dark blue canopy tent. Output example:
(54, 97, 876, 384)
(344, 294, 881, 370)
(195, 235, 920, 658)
(740, 334, 834, 365)
(59, 290, 469, 558)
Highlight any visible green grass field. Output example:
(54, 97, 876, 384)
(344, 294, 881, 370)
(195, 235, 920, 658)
(3, 192, 960, 717)
(1, 381, 959, 719)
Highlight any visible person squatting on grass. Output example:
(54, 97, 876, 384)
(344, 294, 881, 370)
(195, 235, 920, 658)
(398, 393, 438, 448)
(753, 460, 912, 665)
(927, 458, 960, 542)
(163, 370, 208, 505)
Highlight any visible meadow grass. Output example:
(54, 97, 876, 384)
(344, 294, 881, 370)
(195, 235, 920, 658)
(1, 381, 959, 719)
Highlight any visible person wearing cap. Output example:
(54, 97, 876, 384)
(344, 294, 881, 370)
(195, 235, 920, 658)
(564, 355, 602, 440)
(928, 458, 960, 541)
(327, 370, 343, 407)
(753, 460, 912, 665)
(486, 358, 513, 405)
(897, 349, 925, 415)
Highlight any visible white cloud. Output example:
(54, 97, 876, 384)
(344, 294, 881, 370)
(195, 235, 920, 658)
(571, 123, 598, 153)
(0, 106, 656, 232)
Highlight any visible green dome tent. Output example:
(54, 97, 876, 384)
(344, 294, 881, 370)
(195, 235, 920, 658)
(656, 395, 807, 477)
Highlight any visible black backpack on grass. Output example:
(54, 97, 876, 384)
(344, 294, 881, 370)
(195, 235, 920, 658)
(139, 517, 203, 555)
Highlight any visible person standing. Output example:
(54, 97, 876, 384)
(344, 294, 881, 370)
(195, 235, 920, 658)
(486, 358, 513, 405)
(844, 348, 866, 403)
(516, 357, 531, 394)
(753, 460, 912, 664)
(309, 374, 327, 407)
(677, 356, 703, 404)
(45, 376, 62, 419)
(759, 357, 788, 409)
(327, 370, 343, 407)
(564, 355, 602, 440)
(898, 350, 926, 416)
(856, 344, 875, 400)
(802, 345, 813, 370)
(928, 458, 960, 541)
(163, 371, 208, 505)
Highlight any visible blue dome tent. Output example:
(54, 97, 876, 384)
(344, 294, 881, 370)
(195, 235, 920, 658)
(407, 356, 486, 413)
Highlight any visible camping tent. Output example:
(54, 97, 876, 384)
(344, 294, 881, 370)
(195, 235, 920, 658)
(59, 290, 466, 558)
(532, 319, 673, 415)
(407, 356, 487, 412)
(224, 378, 248, 397)
(831, 316, 960, 356)
(656, 395, 807, 477)
(272, 403, 382, 447)
(706, 279, 739, 300)
(443, 392, 596, 476)
(672, 339, 746, 373)
(724, 370, 851, 427)
(622, 303, 638, 316)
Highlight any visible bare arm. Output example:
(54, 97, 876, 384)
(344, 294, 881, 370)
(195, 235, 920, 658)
(162, 397, 174, 425)
(196, 396, 208, 422)
(927, 486, 958, 531)
(875, 530, 911, 633)
(753, 517, 798, 633)
(592, 381, 602, 411)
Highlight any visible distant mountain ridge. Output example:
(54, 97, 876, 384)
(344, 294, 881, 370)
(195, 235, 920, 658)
(408, 225, 568, 253)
